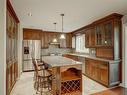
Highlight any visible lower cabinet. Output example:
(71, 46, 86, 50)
(85, 58, 120, 87)
(99, 62, 108, 85)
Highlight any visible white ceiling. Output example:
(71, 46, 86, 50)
(11, 0, 127, 32)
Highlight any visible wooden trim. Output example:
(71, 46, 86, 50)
(72, 13, 123, 35)
(23, 28, 42, 32)
(92, 13, 123, 25)
(7, 0, 20, 23)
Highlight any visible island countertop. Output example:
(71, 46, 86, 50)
(41, 56, 82, 67)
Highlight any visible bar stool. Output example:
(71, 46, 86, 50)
(32, 59, 52, 95)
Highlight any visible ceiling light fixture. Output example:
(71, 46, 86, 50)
(60, 14, 65, 39)
(53, 22, 57, 42)
(28, 13, 32, 16)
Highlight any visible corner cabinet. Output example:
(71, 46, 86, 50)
(6, 1, 19, 95)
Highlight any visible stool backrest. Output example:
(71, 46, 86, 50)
(32, 58, 39, 75)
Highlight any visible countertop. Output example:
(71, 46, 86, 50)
(41, 56, 82, 67)
(66, 53, 121, 63)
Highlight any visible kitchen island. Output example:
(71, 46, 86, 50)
(42, 56, 82, 95)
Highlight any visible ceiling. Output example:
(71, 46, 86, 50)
(11, 0, 127, 32)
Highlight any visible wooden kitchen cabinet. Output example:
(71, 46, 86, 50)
(43, 32, 50, 48)
(94, 14, 123, 48)
(41, 32, 45, 48)
(99, 62, 108, 85)
(95, 20, 113, 47)
(85, 59, 92, 77)
(23, 28, 42, 40)
(85, 27, 95, 48)
(91, 62, 99, 81)
(84, 58, 120, 87)
(66, 33, 72, 48)
(85, 58, 109, 86)
(41, 32, 72, 48)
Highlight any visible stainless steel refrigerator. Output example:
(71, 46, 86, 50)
(23, 40, 41, 71)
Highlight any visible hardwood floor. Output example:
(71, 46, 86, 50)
(91, 87, 127, 95)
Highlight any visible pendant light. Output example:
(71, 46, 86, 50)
(53, 22, 57, 42)
(60, 14, 65, 39)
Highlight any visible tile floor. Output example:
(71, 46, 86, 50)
(10, 72, 107, 95)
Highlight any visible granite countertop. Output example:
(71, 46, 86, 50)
(66, 53, 121, 63)
(41, 56, 82, 67)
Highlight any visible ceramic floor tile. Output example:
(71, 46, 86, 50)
(10, 72, 107, 95)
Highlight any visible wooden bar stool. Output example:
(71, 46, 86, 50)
(32, 59, 52, 95)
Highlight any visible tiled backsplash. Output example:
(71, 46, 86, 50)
(41, 45, 73, 56)
(41, 44, 96, 56)
(72, 48, 96, 56)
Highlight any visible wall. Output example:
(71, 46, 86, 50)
(122, 15, 127, 88)
(17, 23, 23, 77)
(0, 0, 6, 95)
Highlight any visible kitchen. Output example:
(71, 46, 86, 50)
(1, 0, 127, 95)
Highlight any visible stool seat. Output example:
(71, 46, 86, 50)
(38, 70, 52, 77)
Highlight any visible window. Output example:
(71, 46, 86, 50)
(76, 34, 89, 53)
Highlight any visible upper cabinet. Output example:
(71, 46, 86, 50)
(95, 20, 113, 47)
(94, 14, 123, 48)
(85, 26, 95, 48)
(72, 13, 123, 49)
(23, 29, 72, 48)
(23, 28, 42, 40)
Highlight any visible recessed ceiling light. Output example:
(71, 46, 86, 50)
(28, 13, 32, 16)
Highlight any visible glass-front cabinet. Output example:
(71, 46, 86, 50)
(95, 20, 113, 47)
(104, 21, 113, 46)
(96, 24, 103, 46)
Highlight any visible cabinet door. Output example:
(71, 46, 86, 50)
(66, 33, 72, 48)
(95, 24, 104, 46)
(103, 21, 113, 46)
(85, 30, 90, 47)
(90, 28, 95, 46)
(41, 32, 45, 48)
(91, 61, 99, 81)
(99, 62, 109, 85)
(95, 21, 113, 47)
(44, 32, 50, 48)
(85, 27, 95, 48)
(85, 59, 92, 77)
